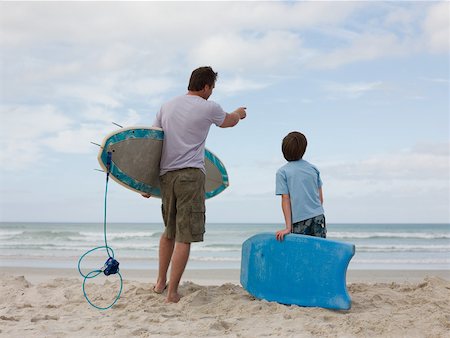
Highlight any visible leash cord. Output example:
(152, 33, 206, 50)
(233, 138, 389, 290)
(77, 166, 123, 310)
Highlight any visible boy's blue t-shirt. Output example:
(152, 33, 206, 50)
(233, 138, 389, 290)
(275, 159, 324, 223)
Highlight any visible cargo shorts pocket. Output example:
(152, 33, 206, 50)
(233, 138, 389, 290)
(190, 203, 205, 235)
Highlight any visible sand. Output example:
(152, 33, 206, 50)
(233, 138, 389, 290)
(0, 268, 449, 337)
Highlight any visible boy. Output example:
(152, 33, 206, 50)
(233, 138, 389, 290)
(275, 131, 326, 241)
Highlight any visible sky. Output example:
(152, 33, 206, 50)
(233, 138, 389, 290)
(0, 1, 449, 224)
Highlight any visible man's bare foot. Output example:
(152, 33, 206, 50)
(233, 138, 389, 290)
(166, 292, 181, 303)
(153, 280, 167, 294)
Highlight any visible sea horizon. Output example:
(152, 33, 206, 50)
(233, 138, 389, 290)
(1, 222, 449, 271)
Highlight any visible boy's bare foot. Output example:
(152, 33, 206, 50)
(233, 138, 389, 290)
(166, 292, 181, 303)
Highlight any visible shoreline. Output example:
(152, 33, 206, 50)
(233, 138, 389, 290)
(1, 266, 449, 284)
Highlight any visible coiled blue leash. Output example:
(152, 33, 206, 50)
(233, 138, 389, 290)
(78, 152, 123, 310)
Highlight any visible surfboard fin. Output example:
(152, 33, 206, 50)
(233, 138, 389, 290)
(112, 122, 123, 128)
(91, 142, 102, 148)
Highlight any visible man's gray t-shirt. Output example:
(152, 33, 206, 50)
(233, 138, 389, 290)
(153, 95, 226, 176)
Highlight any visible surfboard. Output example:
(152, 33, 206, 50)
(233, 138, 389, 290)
(240, 233, 355, 310)
(97, 126, 229, 199)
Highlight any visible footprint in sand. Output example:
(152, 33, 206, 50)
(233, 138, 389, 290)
(209, 320, 232, 331)
(31, 315, 59, 322)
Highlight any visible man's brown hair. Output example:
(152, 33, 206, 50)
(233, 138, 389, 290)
(282, 132, 307, 161)
(188, 66, 218, 91)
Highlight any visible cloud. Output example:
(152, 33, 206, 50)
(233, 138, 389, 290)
(218, 156, 284, 201)
(304, 2, 447, 70)
(323, 146, 450, 221)
(209, 142, 450, 223)
(219, 76, 272, 96)
(41, 124, 103, 154)
(420, 77, 449, 85)
(189, 31, 305, 73)
(123, 77, 175, 98)
(0, 105, 72, 170)
(310, 33, 409, 69)
(56, 84, 123, 109)
(0, 104, 144, 170)
(1, 1, 446, 111)
(423, 2, 450, 53)
(225, 142, 449, 200)
(0, 2, 359, 79)
(319, 142, 450, 198)
(42, 108, 143, 155)
(0, 2, 360, 46)
(384, 4, 421, 29)
(323, 81, 384, 99)
(0, 105, 72, 138)
(1, 2, 448, 180)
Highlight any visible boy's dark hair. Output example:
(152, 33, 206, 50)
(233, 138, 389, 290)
(282, 131, 308, 161)
(188, 66, 218, 91)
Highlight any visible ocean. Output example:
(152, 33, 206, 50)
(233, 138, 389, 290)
(0, 222, 449, 271)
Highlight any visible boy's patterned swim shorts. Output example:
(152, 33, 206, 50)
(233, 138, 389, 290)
(292, 214, 327, 238)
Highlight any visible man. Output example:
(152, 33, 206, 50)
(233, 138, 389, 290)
(143, 66, 246, 302)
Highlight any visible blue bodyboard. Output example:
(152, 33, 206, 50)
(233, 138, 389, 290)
(240, 233, 355, 310)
